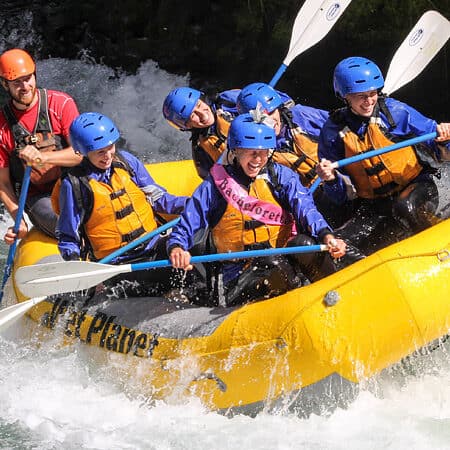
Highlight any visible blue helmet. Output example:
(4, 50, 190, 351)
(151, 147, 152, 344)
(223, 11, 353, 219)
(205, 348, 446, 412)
(70, 112, 120, 156)
(162, 87, 202, 130)
(237, 82, 283, 114)
(227, 113, 276, 150)
(333, 57, 384, 99)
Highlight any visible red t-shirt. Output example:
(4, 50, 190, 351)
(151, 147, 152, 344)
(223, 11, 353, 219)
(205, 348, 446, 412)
(0, 89, 79, 168)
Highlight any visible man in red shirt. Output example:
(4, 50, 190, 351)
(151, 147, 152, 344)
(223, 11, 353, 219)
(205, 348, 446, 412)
(0, 48, 82, 243)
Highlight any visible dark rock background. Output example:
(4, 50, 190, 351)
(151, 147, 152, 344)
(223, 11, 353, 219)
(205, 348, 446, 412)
(1, 0, 449, 119)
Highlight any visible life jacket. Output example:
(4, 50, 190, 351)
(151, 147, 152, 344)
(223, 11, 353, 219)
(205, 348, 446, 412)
(331, 101, 423, 198)
(4, 89, 67, 193)
(52, 156, 157, 260)
(273, 106, 319, 187)
(211, 164, 294, 253)
(193, 111, 232, 163)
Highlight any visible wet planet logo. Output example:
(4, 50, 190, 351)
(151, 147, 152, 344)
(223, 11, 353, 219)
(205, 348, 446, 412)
(326, 3, 341, 21)
(409, 28, 424, 46)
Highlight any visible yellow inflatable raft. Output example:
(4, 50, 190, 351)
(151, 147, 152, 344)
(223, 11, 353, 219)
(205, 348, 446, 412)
(10, 160, 450, 414)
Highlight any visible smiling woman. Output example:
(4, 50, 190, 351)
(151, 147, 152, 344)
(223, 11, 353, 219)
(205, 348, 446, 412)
(54, 112, 188, 277)
(167, 113, 351, 307)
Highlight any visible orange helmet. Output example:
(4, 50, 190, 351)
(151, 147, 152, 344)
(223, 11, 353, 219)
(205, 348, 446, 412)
(0, 48, 35, 81)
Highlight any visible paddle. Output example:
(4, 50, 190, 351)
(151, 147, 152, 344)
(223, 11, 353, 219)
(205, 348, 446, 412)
(15, 244, 328, 298)
(0, 165, 32, 303)
(309, 132, 437, 193)
(310, 9, 450, 194)
(383, 10, 450, 96)
(269, 0, 353, 87)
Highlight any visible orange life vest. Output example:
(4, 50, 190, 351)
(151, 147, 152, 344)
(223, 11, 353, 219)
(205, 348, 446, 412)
(341, 119, 423, 198)
(84, 167, 158, 259)
(212, 174, 293, 253)
(52, 161, 158, 259)
(196, 111, 232, 163)
(272, 126, 319, 187)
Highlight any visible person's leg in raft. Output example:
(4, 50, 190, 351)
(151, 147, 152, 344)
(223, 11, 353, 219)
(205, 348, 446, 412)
(224, 256, 299, 307)
(392, 179, 439, 233)
(26, 194, 58, 238)
(287, 234, 365, 283)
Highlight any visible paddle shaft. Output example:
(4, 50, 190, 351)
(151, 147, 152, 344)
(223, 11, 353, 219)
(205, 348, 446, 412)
(310, 133, 438, 194)
(0, 165, 32, 302)
(29, 244, 329, 286)
(131, 244, 328, 270)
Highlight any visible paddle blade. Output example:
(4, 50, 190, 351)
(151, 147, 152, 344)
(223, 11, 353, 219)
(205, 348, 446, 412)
(0, 297, 46, 330)
(384, 10, 450, 95)
(15, 261, 130, 298)
(284, 0, 352, 66)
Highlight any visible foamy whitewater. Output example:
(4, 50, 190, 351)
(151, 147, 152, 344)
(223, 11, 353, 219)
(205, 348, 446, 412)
(0, 16, 449, 450)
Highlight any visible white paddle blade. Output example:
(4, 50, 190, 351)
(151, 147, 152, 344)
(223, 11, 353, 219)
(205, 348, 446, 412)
(0, 297, 47, 330)
(15, 261, 131, 298)
(384, 10, 450, 95)
(284, 0, 353, 66)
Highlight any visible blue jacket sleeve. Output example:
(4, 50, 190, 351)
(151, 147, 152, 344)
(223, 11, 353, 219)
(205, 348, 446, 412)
(317, 119, 349, 204)
(167, 178, 219, 251)
(56, 178, 84, 260)
(121, 150, 188, 214)
(384, 97, 448, 159)
(291, 104, 329, 138)
(274, 163, 332, 238)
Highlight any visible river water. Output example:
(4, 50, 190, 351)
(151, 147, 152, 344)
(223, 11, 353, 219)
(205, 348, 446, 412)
(0, 13, 449, 450)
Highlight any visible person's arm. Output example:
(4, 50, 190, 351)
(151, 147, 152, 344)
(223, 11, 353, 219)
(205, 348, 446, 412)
(0, 166, 28, 243)
(278, 165, 330, 237)
(291, 104, 329, 138)
(18, 145, 82, 168)
(56, 178, 83, 260)
(277, 164, 346, 258)
(435, 123, 450, 161)
(167, 180, 216, 256)
(317, 124, 349, 204)
(122, 150, 188, 214)
(386, 97, 450, 161)
(19, 90, 83, 168)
